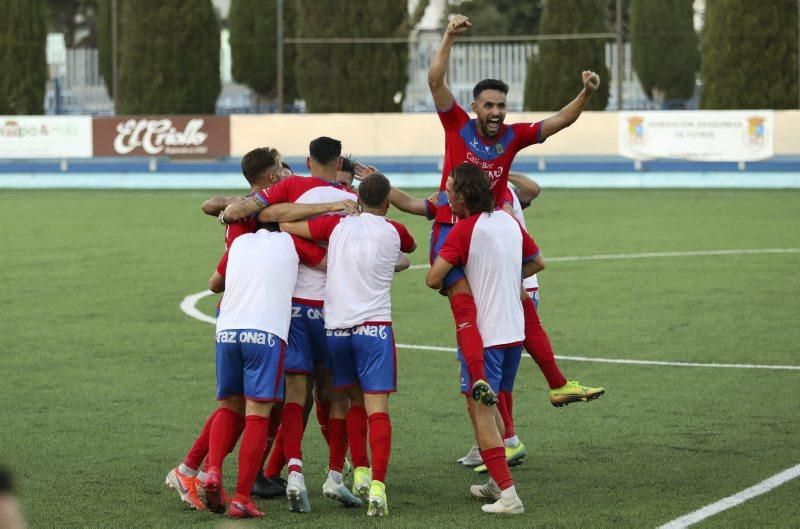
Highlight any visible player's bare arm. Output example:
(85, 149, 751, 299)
(278, 221, 312, 240)
(428, 14, 471, 110)
(540, 70, 600, 141)
(395, 253, 410, 272)
(508, 172, 541, 203)
(201, 195, 244, 216)
(258, 200, 358, 223)
(388, 187, 430, 217)
(426, 256, 455, 290)
(522, 253, 545, 278)
(208, 270, 225, 293)
(220, 195, 265, 224)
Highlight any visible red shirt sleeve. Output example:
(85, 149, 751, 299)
(291, 235, 326, 267)
(216, 251, 228, 276)
(423, 199, 436, 220)
(256, 176, 291, 206)
(307, 214, 343, 241)
(437, 100, 470, 134)
(512, 121, 545, 150)
(518, 221, 540, 262)
(387, 220, 416, 253)
(438, 216, 475, 266)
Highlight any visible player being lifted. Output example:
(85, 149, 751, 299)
(281, 171, 416, 516)
(425, 14, 605, 408)
(427, 162, 543, 515)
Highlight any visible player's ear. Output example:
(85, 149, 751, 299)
(471, 100, 478, 113)
(306, 157, 311, 171)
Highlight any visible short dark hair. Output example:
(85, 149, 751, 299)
(451, 162, 494, 214)
(280, 161, 292, 173)
(340, 156, 356, 174)
(309, 136, 342, 165)
(473, 79, 509, 100)
(241, 147, 280, 184)
(358, 172, 391, 208)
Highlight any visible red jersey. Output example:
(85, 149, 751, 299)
(436, 101, 544, 224)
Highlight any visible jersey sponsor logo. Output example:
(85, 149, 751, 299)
(306, 307, 324, 320)
(216, 330, 237, 343)
(238, 331, 275, 346)
(352, 324, 389, 339)
(326, 329, 351, 337)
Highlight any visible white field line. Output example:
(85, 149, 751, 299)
(407, 247, 800, 270)
(657, 463, 800, 528)
(180, 291, 800, 371)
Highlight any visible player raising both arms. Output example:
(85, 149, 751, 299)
(427, 163, 543, 515)
(426, 14, 605, 408)
(281, 172, 415, 516)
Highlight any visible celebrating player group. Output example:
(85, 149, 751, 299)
(165, 15, 605, 519)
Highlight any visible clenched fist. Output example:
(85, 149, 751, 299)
(582, 70, 600, 92)
(446, 14, 472, 36)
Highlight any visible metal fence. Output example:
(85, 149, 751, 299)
(46, 36, 670, 115)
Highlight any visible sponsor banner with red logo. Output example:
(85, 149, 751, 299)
(92, 116, 230, 157)
(0, 116, 93, 158)
(619, 111, 774, 161)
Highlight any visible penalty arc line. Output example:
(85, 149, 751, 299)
(407, 247, 800, 270)
(657, 463, 800, 528)
(180, 290, 800, 371)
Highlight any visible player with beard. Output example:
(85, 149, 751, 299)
(426, 14, 605, 413)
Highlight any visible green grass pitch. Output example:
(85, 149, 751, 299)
(1, 188, 799, 528)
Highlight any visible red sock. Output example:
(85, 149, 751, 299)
(258, 405, 282, 473)
(327, 418, 348, 473)
(498, 391, 516, 440)
(346, 405, 369, 468)
(207, 407, 241, 469)
(368, 413, 392, 483)
(281, 402, 305, 473)
(450, 293, 487, 385)
(480, 446, 514, 490)
(264, 426, 286, 478)
(230, 415, 245, 454)
(235, 415, 269, 497)
(522, 296, 567, 389)
(315, 399, 331, 445)
(182, 408, 220, 470)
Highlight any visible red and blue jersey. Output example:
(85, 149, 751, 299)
(436, 100, 544, 224)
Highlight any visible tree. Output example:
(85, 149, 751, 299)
(701, 0, 799, 109)
(447, 0, 542, 37)
(0, 0, 48, 114)
(630, 0, 698, 104)
(117, 0, 220, 114)
(229, 0, 297, 108)
(294, 0, 409, 112)
(96, 0, 116, 98)
(524, 0, 610, 111)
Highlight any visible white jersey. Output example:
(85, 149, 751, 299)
(216, 230, 299, 341)
(510, 188, 539, 291)
(256, 175, 357, 302)
(308, 213, 415, 329)
(439, 211, 539, 348)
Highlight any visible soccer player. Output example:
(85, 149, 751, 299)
(426, 162, 543, 515)
(281, 172, 415, 516)
(426, 14, 604, 408)
(202, 225, 326, 518)
(221, 136, 358, 514)
(165, 147, 354, 509)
